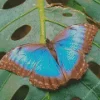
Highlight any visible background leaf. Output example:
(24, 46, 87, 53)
(93, 0, 100, 5)
(0, 0, 100, 100)
(75, 0, 100, 23)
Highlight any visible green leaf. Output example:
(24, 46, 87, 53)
(0, 0, 100, 100)
(86, 30, 100, 65)
(50, 70, 100, 100)
(93, 0, 100, 5)
(67, 0, 84, 11)
(67, 0, 100, 64)
(75, 0, 100, 22)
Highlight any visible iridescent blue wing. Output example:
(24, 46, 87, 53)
(0, 44, 65, 90)
(54, 24, 98, 53)
(53, 24, 98, 79)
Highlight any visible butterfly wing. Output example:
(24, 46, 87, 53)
(0, 44, 66, 90)
(53, 24, 98, 80)
(53, 24, 98, 53)
(0, 24, 98, 90)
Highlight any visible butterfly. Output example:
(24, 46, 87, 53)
(0, 23, 98, 90)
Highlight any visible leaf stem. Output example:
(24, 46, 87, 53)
(42, 92, 50, 100)
(93, 41, 100, 48)
(0, 72, 12, 92)
(37, 0, 46, 43)
(45, 18, 67, 28)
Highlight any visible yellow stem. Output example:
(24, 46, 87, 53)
(37, 0, 46, 43)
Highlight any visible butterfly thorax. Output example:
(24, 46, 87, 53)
(46, 39, 57, 60)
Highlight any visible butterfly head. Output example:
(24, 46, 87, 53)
(46, 39, 54, 50)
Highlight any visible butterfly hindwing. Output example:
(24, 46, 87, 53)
(54, 43, 88, 79)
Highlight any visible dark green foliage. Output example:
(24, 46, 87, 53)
(0, 0, 100, 100)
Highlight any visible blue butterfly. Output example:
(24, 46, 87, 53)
(0, 24, 98, 90)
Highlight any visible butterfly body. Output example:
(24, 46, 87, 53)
(0, 24, 98, 90)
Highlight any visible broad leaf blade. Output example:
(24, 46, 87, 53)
(75, 0, 100, 23)
(0, 0, 100, 100)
